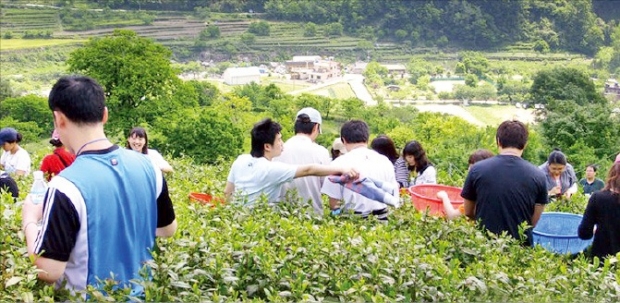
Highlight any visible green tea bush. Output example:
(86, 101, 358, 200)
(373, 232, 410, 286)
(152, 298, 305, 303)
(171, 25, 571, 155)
(2, 156, 618, 302)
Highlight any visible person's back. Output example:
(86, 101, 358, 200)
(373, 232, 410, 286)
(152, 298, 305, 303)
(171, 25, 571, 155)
(326, 147, 396, 215)
(461, 120, 548, 244)
(464, 155, 547, 240)
(228, 154, 297, 205)
(322, 120, 398, 218)
(0, 170, 18, 200)
(40, 131, 76, 181)
(578, 163, 620, 260)
(50, 146, 160, 291)
(275, 108, 330, 214)
(21, 76, 176, 296)
(277, 136, 330, 212)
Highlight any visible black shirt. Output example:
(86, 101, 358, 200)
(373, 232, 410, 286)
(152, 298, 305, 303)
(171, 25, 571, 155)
(461, 155, 549, 244)
(0, 172, 19, 200)
(578, 190, 620, 259)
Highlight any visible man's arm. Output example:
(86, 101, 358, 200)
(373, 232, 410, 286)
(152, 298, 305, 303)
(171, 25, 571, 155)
(156, 177, 176, 238)
(438, 191, 462, 220)
(295, 164, 357, 179)
(531, 204, 545, 227)
(329, 197, 340, 210)
(22, 191, 73, 283)
(156, 220, 177, 238)
(464, 199, 476, 220)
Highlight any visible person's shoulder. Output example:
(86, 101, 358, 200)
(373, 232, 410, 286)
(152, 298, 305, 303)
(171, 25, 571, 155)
(16, 148, 31, 157)
(147, 148, 162, 156)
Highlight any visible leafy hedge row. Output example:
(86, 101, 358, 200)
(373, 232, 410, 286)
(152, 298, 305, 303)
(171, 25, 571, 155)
(1, 156, 619, 302)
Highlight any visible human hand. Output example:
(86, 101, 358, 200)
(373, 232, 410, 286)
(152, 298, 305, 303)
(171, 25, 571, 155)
(436, 191, 448, 200)
(341, 167, 359, 180)
(548, 186, 561, 197)
(22, 194, 44, 226)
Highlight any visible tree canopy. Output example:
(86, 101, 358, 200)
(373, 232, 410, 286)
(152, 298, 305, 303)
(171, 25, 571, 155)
(67, 29, 180, 132)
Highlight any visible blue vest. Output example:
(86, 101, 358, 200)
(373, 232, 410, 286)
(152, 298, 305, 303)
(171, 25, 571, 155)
(59, 147, 158, 293)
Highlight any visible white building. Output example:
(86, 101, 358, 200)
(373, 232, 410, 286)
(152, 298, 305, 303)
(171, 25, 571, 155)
(222, 67, 261, 85)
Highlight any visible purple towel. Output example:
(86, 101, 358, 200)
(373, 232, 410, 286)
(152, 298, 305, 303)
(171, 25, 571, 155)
(328, 175, 400, 207)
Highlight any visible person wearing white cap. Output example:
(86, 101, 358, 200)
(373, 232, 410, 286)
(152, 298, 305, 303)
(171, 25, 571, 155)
(0, 127, 31, 177)
(331, 137, 347, 160)
(274, 107, 331, 215)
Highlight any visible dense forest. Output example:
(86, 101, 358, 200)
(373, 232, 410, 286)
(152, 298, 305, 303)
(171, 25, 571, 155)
(40, 0, 620, 55)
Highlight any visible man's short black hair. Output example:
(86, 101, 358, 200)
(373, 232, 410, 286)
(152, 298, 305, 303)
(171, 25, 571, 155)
(48, 76, 106, 124)
(496, 120, 528, 150)
(294, 114, 317, 135)
(251, 118, 282, 158)
(340, 120, 369, 144)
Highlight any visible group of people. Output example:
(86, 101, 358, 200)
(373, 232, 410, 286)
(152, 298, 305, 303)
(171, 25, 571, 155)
(2, 74, 619, 297)
(0, 124, 173, 201)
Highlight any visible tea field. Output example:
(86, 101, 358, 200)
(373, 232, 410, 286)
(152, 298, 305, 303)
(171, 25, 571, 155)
(1, 146, 618, 302)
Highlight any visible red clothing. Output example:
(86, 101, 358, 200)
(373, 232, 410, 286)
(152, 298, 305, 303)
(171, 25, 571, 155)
(40, 147, 76, 181)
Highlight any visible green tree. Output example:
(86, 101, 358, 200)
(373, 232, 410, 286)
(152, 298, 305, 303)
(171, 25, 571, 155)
(200, 25, 221, 39)
(66, 29, 180, 132)
(458, 52, 489, 77)
(533, 40, 550, 53)
(247, 21, 270, 36)
(530, 67, 607, 112)
(0, 95, 53, 136)
(240, 32, 256, 44)
(326, 22, 343, 36)
(187, 80, 220, 107)
(161, 107, 244, 164)
(464, 74, 478, 87)
(304, 22, 317, 37)
(394, 29, 408, 40)
(540, 102, 620, 164)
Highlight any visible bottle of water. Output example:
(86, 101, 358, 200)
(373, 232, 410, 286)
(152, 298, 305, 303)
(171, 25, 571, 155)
(30, 171, 48, 205)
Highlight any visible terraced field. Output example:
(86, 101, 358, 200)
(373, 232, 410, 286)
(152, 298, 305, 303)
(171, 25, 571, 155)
(0, 7, 61, 34)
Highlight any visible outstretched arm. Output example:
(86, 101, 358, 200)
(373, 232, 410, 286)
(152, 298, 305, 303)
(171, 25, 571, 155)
(437, 191, 463, 220)
(295, 164, 358, 179)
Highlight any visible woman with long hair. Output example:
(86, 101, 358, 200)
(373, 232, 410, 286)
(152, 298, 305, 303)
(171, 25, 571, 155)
(371, 135, 409, 188)
(578, 162, 620, 260)
(127, 127, 173, 173)
(402, 140, 436, 185)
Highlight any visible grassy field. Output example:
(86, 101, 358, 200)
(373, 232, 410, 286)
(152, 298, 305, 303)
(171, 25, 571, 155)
(464, 104, 536, 126)
(262, 77, 311, 93)
(0, 38, 85, 50)
(306, 83, 356, 99)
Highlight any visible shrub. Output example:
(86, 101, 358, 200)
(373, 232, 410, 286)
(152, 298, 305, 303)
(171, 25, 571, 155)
(247, 21, 270, 36)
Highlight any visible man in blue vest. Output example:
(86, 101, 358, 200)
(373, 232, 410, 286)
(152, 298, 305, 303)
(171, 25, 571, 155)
(21, 76, 177, 295)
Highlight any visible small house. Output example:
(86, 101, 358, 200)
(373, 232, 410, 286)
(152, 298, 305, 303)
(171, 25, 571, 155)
(222, 67, 261, 85)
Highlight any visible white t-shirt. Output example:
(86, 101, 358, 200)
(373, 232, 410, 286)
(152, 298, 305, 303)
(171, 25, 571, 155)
(227, 154, 297, 206)
(1, 147, 31, 175)
(321, 147, 398, 215)
(147, 149, 171, 171)
(411, 165, 436, 185)
(274, 135, 331, 215)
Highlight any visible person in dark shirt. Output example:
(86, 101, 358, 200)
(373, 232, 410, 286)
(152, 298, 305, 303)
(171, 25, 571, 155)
(578, 162, 620, 260)
(461, 120, 548, 245)
(0, 170, 19, 201)
(578, 164, 605, 196)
